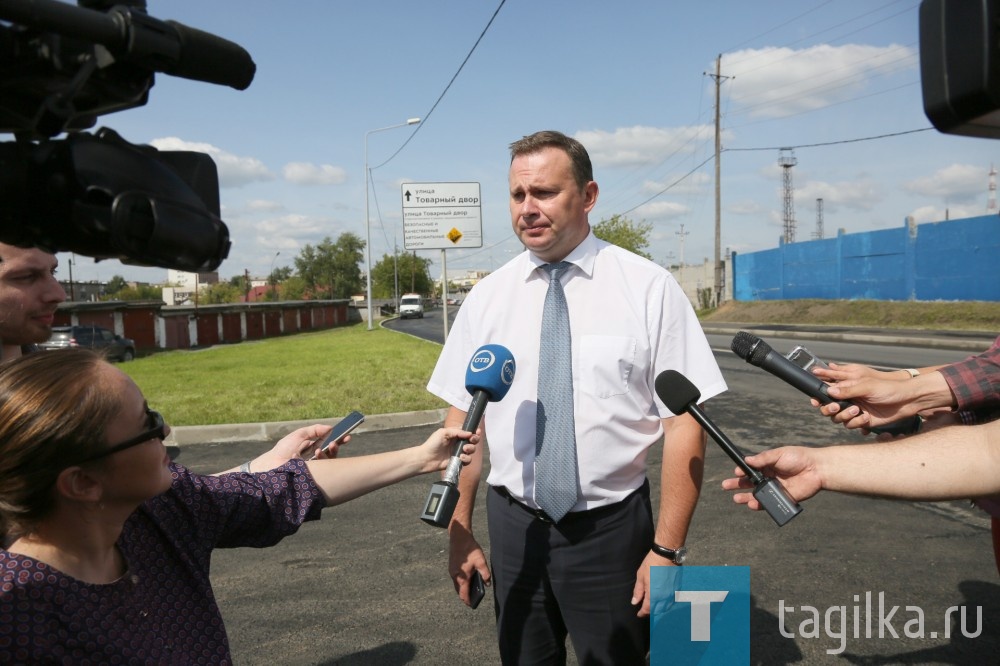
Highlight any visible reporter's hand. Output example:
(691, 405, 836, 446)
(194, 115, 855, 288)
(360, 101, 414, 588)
(418, 427, 478, 473)
(721, 447, 823, 509)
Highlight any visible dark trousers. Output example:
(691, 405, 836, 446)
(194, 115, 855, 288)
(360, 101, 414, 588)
(486, 482, 653, 665)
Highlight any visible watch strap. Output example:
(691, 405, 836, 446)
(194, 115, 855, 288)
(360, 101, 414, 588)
(651, 543, 684, 562)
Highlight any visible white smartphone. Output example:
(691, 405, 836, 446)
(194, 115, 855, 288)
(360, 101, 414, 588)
(310, 410, 365, 459)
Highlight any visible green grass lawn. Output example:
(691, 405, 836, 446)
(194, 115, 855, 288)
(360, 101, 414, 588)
(121, 323, 448, 426)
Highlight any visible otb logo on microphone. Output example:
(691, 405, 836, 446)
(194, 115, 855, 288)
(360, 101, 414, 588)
(469, 348, 515, 387)
(650, 566, 749, 665)
(470, 350, 496, 372)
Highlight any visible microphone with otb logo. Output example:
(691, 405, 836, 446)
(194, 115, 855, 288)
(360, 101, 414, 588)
(420, 344, 516, 528)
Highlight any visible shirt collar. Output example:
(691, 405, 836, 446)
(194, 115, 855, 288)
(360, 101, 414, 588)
(523, 230, 598, 281)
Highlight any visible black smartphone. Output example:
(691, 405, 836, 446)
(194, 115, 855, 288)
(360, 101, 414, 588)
(469, 570, 486, 609)
(310, 410, 364, 459)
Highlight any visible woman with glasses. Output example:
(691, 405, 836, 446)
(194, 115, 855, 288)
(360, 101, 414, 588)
(0, 348, 478, 664)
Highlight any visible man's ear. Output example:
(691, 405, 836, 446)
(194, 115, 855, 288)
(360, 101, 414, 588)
(583, 180, 599, 213)
(55, 466, 104, 504)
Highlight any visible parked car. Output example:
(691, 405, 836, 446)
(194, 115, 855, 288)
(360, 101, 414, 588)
(39, 325, 136, 362)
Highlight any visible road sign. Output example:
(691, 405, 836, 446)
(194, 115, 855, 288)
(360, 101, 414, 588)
(401, 182, 482, 250)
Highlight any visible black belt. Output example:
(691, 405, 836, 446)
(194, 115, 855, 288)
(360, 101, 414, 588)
(491, 480, 649, 525)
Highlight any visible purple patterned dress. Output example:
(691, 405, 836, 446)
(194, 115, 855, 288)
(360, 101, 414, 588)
(0, 460, 325, 664)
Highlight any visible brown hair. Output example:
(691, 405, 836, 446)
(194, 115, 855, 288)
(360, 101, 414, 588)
(0, 349, 120, 538)
(509, 130, 594, 191)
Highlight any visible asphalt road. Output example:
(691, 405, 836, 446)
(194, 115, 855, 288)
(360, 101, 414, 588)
(174, 345, 999, 665)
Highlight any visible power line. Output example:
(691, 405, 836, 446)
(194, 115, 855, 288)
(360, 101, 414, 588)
(371, 0, 507, 171)
(615, 126, 934, 216)
(724, 126, 933, 152)
(619, 154, 716, 217)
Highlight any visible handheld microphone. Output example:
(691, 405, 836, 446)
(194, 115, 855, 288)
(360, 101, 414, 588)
(421, 344, 516, 527)
(730, 332, 921, 436)
(655, 369, 802, 527)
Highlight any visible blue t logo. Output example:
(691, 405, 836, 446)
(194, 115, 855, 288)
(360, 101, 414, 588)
(650, 566, 750, 665)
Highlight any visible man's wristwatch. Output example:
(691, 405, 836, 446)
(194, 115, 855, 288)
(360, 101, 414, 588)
(652, 543, 688, 564)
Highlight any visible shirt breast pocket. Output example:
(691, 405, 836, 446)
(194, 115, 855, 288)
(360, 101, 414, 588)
(579, 335, 636, 398)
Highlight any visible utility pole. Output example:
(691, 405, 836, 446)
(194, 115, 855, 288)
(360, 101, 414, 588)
(707, 54, 731, 307)
(675, 223, 689, 266)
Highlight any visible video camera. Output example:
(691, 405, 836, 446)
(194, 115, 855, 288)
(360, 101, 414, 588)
(0, 0, 256, 271)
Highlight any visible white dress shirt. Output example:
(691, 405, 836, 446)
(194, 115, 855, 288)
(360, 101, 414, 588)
(427, 232, 727, 511)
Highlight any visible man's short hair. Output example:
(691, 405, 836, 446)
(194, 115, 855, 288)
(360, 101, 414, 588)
(509, 130, 593, 191)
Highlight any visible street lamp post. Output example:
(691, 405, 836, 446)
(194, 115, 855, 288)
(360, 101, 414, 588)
(268, 251, 280, 300)
(365, 117, 420, 330)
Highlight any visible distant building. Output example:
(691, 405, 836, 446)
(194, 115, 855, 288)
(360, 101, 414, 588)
(437, 269, 489, 297)
(59, 280, 105, 302)
(164, 269, 219, 306)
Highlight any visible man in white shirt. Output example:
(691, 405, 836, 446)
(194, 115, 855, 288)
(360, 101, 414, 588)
(427, 131, 727, 664)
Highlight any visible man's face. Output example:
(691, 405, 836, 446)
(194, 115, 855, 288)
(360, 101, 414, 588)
(509, 147, 598, 263)
(0, 244, 66, 346)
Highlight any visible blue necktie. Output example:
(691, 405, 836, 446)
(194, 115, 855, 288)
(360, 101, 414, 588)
(535, 261, 579, 522)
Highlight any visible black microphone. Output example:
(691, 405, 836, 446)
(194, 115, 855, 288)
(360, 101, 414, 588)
(421, 344, 516, 527)
(655, 369, 802, 527)
(730, 331, 921, 436)
(0, 0, 256, 90)
(161, 20, 257, 90)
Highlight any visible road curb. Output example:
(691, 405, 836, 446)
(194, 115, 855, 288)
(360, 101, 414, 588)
(701, 325, 994, 352)
(167, 408, 449, 446)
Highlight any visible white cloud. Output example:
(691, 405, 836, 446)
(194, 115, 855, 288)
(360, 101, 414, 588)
(635, 200, 690, 220)
(283, 162, 348, 186)
(640, 172, 711, 197)
(246, 199, 285, 213)
(256, 214, 328, 236)
(902, 164, 989, 203)
(575, 125, 715, 168)
(150, 137, 274, 188)
(796, 178, 883, 212)
(728, 199, 767, 216)
(907, 204, 986, 223)
(721, 43, 917, 119)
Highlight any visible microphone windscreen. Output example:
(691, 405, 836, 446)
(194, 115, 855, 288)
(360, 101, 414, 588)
(730, 331, 772, 366)
(654, 369, 702, 413)
(465, 344, 516, 401)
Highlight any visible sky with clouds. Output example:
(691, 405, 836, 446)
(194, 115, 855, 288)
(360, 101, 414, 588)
(43, 0, 999, 285)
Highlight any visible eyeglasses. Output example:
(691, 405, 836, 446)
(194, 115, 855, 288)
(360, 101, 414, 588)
(75, 408, 167, 464)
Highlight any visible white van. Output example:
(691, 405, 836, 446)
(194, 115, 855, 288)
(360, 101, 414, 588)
(399, 293, 424, 319)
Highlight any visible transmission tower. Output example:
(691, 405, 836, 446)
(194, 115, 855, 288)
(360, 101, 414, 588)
(813, 197, 824, 240)
(778, 148, 797, 243)
(989, 164, 997, 213)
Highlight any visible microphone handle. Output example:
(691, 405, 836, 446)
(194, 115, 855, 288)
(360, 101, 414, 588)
(452, 389, 489, 458)
(762, 349, 851, 409)
(761, 349, 921, 436)
(685, 403, 765, 485)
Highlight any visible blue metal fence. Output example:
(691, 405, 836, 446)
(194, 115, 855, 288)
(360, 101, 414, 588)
(733, 215, 1000, 301)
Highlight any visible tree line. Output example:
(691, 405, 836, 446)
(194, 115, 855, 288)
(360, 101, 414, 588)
(99, 215, 652, 304)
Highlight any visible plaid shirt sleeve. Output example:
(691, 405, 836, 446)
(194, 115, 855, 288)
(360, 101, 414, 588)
(938, 335, 1000, 425)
